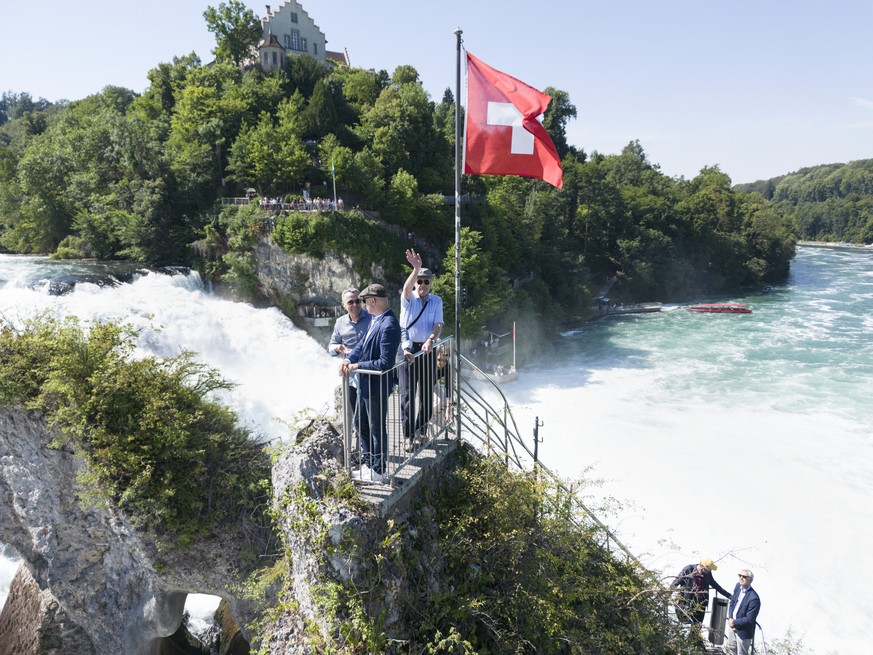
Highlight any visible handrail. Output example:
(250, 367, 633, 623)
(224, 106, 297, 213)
(339, 336, 707, 632)
(457, 354, 644, 569)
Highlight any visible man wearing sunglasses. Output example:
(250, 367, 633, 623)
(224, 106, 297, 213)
(400, 248, 444, 451)
(329, 287, 372, 444)
(726, 569, 761, 655)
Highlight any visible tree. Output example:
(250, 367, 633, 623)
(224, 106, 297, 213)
(542, 86, 577, 159)
(436, 227, 511, 338)
(203, 1, 262, 67)
(226, 103, 310, 194)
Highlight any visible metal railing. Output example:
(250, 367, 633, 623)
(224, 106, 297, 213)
(339, 336, 639, 566)
(339, 336, 750, 641)
(340, 339, 454, 485)
(457, 353, 643, 567)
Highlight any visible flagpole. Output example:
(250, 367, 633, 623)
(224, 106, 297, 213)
(331, 156, 337, 210)
(453, 27, 463, 442)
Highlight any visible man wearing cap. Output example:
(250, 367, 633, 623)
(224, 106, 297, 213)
(725, 569, 761, 655)
(673, 558, 732, 625)
(399, 248, 444, 451)
(339, 283, 401, 483)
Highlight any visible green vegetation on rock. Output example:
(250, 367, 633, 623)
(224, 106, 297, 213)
(0, 315, 271, 547)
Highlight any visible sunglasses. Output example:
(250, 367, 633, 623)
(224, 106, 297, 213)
(738, 574, 750, 579)
(346, 299, 361, 305)
(417, 279, 431, 285)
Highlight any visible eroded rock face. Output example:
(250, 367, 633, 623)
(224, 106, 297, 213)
(253, 237, 386, 302)
(0, 564, 94, 655)
(0, 409, 265, 655)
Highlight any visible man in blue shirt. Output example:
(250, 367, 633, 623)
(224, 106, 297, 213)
(399, 249, 444, 451)
(329, 287, 372, 436)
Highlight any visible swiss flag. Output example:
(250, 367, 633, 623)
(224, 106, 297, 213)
(464, 52, 563, 189)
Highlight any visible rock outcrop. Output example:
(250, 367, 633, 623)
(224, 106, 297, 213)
(253, 237, 386, 304)
(0, 405, 453, 654)
(0, 564, 94, 655)
(0, 408, 268, 655)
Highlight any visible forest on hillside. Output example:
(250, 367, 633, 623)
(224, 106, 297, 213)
(735, 158, 873, 244)
(0, 5, 797, 336)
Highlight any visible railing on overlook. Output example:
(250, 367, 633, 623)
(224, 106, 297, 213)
(338, 336, 641, 567)
(338, 336, 707, 633)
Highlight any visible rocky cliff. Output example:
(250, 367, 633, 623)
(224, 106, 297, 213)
(0, 406, 449, 654)
(253, 237, 387, 305)
(0, 408, 271, 655)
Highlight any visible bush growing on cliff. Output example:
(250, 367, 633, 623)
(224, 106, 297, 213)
(0, 315, 272, 547)
(403, 448, 698, 654)
(271, 208, 407, 279)
(267, 441, 700, 654)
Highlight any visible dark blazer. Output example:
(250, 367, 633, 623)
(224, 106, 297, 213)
(674, 564, 732, 599)
(347, 309, 400, 396)
(728, 583, 761, 640)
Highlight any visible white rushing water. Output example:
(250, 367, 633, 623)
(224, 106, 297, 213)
(494, 245, 873, 655)
(1, 248, 871, 653)
(0, 255, 339, 619)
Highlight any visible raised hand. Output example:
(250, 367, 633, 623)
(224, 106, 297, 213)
(405, 248, 422, 269)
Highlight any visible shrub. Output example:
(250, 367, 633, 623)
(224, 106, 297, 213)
(0, 315, 272, 547)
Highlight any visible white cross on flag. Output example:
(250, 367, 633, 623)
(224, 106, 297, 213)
(464, 52, 562, 189)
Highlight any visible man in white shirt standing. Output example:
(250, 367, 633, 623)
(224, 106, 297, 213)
(725, 569, 761, 655)
(399, 249, 443, 451)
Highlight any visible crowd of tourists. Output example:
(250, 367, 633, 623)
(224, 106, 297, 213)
(257, 195, 345, 212)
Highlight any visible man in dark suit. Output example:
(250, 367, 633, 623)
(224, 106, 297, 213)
(725, 568, 761, 655)
(340, 283, 400, 484)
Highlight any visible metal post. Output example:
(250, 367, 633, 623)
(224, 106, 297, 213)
(453, 28, 463, 443)
(342, 375, 352, 471)
(331, 156, 337, 210)
(533, 416, 544, 465)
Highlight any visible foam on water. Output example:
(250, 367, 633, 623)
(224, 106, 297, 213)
(0, 259, 338, 442)
(2, 249, 871, 652)
(497, 246, 873, 654)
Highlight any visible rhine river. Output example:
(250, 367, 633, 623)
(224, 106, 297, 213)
(1, 245, 870, 654)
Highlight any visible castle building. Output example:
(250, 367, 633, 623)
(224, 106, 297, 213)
(257, 2, 349, 71)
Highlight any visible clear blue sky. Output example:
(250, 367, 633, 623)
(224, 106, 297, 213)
(2, 0, 872, 184)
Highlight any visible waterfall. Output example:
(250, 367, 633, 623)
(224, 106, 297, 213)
(0, 255, 340, 619)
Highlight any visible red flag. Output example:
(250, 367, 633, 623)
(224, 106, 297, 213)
(464, 52, 563, 189)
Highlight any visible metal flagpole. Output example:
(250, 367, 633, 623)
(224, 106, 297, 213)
(331, 156, 337, 210)
(453, 28, 463, 441)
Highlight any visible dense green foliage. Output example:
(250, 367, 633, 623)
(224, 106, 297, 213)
(270, 446, 701, 654)
(735, 159, 873, 243)
(0, 13, 797, 330)
(414, 450, 695, 653)
(271, 208, 412, 280)
(0, 315, 271, 546)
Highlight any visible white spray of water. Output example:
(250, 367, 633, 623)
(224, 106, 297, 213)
(496, 249, 873, 655)
(1, 268, 339, 442)
(1, 261, 339, 622)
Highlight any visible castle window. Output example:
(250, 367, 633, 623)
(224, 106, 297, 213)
(283, 34, 290, 48)
(291, 12, 298, 23)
